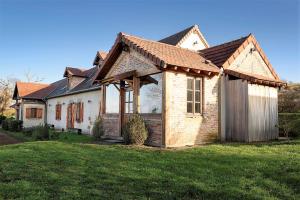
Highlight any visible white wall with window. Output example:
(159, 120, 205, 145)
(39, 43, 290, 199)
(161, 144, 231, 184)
(22, 103, 45, 128)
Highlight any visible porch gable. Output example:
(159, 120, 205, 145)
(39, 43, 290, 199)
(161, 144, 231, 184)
(105, 49, 160, 79)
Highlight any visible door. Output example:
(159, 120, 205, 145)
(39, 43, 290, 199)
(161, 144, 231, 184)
(67, 104, 74, 129)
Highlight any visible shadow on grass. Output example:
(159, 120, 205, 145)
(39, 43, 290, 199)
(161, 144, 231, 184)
(0, 141, 298, 199)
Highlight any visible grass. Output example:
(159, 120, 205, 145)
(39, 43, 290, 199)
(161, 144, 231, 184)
(0, 128, 93, 143)
(0, 138, 299, 199)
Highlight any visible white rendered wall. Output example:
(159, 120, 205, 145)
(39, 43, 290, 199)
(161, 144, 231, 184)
(179, 32, 207, 51)
(22, 103, 45, 128)
(229, 43, 274, 78)
(46, 90, 101, 134)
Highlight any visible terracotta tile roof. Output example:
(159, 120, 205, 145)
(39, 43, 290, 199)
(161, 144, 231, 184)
(224, 69, 286, 87)
(98, 51, 108, 60)
(199, 36, 248, 68)
(93, 51, 108, 65)
(24, 79, 67, 100)
(159, 25, 209, 48)
(94, 32, 219, 80)
(200, 34, 280, 80)
(14, 82, 49, 99)
(64, 67, 88, 77)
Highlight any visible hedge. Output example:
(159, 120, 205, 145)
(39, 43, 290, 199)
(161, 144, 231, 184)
(278, 113, 300, 138)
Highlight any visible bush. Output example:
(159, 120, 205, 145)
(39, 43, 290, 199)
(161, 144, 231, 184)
(9, 120, 23, 132)
(50, 131, 60, 140)
(23, 127, 35, 137)
(0, 115, 6, 125)
(32, 125, 50, 140)
(2, 119, 9, 130)
(2, 119, 22, 132)
(278, 113, 300, 138)
(122, 114, 148, 145)
(92, 117, 104, 141)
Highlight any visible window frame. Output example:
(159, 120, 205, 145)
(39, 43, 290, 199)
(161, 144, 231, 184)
(125, 89, 133, 114)
(26, 107, 42, 119)
(30, 108, 38, 118)
(186, 77, 203, 115)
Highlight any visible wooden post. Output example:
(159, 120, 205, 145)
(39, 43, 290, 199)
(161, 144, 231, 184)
(161, 71, 167, 147)
(220, 74, 227, 142)
(119, 81, 125, 136)
(133, 76, 140, 113)
(100, 85, 106, 115)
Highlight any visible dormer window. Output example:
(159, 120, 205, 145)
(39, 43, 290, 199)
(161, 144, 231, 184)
(64, 67, 87, 90)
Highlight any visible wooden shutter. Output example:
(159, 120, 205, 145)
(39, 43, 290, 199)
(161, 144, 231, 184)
(26, 108, 31, 119)
(37, 108, 43, 119)
(80, 102, 84, 122)
(56, 104, 61, 120)
(55, 105, 58, 120)
(58, 104, 61, 120)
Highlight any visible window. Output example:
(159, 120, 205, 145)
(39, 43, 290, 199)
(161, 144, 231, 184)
(55, 104, 61, 120)
(125, 90, 133, 113)
(140, 73, 162, 113)
(187, 77, 203, 114)
(106, 84, 119, 113)
(26, 108, 43, 119)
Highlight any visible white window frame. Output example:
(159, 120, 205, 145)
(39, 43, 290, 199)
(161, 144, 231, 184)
(187, 77, 203, 115)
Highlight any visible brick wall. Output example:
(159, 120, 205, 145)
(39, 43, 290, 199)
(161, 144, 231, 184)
(165, 71, 219, 147)
(102, 113, 162, 146)
(106, 50, 160, 78)
(141, 114, 162, 147)
(102, 114, 119, 137)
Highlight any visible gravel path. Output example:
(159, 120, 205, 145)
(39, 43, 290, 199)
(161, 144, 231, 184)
(0, 131, 20, 145)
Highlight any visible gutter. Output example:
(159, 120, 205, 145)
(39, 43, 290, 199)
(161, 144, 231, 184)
(45, 86, 101, 100)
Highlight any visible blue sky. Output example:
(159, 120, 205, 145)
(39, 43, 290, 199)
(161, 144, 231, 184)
(0, 0, 299, 83)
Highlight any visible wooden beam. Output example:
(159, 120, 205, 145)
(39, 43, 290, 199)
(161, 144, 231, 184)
(141, 75, 158, 85)
(100, 85, 106, 115)
(195, 69, 201, 74)
(113, 84, 120, 91)
(184, 68, 190, 72)
(119, 81, 125, 136)
(133, 76, 140, 113)
(114, 70, 137, 81)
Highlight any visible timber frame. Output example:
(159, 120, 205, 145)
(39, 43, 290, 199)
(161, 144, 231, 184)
(99, 70, 160, 136)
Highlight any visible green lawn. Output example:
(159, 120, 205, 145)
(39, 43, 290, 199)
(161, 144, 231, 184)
(0, 139, 299, 199)
(1, 128, 93, 143)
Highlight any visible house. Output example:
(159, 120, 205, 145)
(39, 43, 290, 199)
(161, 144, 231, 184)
(12, 82, 50, 127)
(12, 52, 107, 132)
(93, 25, 285, 147)
(12, 25, 285, 147)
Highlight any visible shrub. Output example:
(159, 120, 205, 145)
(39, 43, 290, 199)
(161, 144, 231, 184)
(23, 127, 34, 137)
(0, 115, 6, 125)
(92, 117, 104, 141)
(32, 125, 50, 140)
(122, 114, 148, 145)
(2, 119, 22, 132)
(8, 120, 23, 132)
(278, 113, 300, 138)
(50, 131, 60, 140)
(2, 119, 9, 130)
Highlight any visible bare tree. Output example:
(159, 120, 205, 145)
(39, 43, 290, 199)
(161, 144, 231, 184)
(24, 69, 44, 82)
(0, 78, 17, 115)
